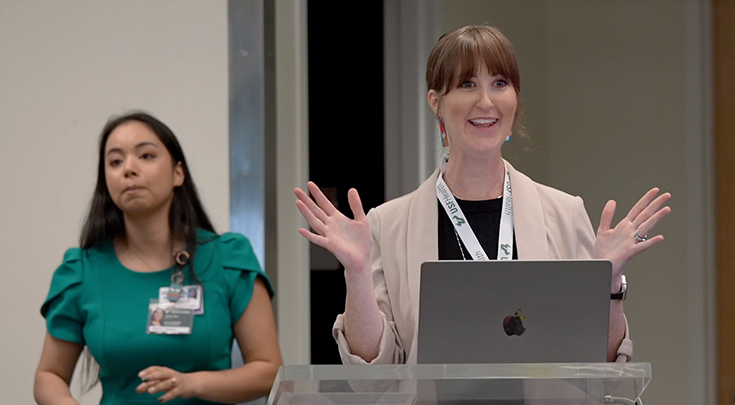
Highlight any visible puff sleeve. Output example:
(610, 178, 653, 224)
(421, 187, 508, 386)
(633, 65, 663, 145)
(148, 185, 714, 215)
(40, 248, 85, 345)
(218, 233, 274, 326)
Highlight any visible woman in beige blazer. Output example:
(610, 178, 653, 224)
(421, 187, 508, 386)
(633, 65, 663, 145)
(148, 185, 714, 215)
(295, 25, 670, 365)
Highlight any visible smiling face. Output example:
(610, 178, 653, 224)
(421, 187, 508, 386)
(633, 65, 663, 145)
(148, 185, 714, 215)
(429, 65, 517, 159)
(152, 308, 165, 321)
(104, 121, 184, 217)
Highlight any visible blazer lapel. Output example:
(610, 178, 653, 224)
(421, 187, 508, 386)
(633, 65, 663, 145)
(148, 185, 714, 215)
(405, 168, 440, 321)
(505, 161, 549, 259)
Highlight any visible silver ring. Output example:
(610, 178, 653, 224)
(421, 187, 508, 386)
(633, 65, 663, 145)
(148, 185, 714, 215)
(171, 377, 177, 386)
(634, 229, 648, 243)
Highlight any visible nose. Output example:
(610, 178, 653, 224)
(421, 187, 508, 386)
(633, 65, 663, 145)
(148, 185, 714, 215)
(477, 88, 494, 110)
(122, 158, 138, 178)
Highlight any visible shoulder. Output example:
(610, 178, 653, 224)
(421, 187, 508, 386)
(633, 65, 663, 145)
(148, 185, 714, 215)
(198, 230, 274, 297)
(370, 169, 439, 225)
(52, 246, 97, 281)
(211, 232, 258, 266)
(41, 247, 87, 317)
(508, 162, 583, 210)
(194, 229, 259, 272)
(533, 181, 582, 207)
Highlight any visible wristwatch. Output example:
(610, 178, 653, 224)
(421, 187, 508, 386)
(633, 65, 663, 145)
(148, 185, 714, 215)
(610, 275, 627, 301)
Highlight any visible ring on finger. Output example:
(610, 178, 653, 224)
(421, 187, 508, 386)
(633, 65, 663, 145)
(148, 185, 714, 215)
(634, 229, 648, 243)
(171, 377, 177, 387)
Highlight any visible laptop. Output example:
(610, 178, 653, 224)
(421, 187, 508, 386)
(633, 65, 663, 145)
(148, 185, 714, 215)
(417, 260, 612, 364)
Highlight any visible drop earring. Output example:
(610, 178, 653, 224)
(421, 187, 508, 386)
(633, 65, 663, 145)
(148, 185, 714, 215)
(506, 124, 513, 142)
(439, 114, 449, 147)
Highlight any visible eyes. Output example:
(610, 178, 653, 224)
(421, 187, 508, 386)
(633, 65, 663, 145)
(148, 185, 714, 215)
(458, 78, 509, 89)
(107, 152, 156, 168)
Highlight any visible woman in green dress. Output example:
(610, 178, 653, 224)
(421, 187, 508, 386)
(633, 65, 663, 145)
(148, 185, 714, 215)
(34, 112, 282, 404)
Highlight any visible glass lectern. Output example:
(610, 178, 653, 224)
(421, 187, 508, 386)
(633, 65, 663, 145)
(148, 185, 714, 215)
(267, 363, 650, 405)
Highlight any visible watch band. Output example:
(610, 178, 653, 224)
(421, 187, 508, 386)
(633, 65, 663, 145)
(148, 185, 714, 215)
(610, 275, 627, 301)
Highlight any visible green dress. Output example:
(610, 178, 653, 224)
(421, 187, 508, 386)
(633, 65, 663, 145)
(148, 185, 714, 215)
(41, 230, 272, 404)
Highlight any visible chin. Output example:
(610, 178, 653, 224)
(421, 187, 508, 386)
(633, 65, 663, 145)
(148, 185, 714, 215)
(120, 204, 154, 216)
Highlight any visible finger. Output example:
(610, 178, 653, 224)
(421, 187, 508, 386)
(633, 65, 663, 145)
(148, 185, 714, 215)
(633, 192, 672, 227)
(156, 378, 183, 403)
(625, 188, 660, 222)
(147, 377, 178, 395)
(295, 200, 328, 234)
(306, 181, 339, 216)
(597, 200, 616, 234)
(136, 381, 156, 393)
(138, 366, 162, 379)
(636, 205, 672, 236)
(631, 234, 665, 254)
(347, 188, 367, 221)
(137, 367, 165, 392)
(158, 389, 177, 403)
(297, 227, 330, 248)
(139, 367, 172, 383)
(294, 187, 329, 224)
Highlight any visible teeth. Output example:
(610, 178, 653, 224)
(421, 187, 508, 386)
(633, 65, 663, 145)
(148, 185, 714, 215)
(470, 119, 497, 125)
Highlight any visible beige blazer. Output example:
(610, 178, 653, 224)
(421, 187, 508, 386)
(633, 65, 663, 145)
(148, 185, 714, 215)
(333, 161, 633, 364)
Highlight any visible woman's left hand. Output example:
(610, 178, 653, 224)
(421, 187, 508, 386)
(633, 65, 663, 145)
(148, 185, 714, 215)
(593, 187, 671, 284)
(136, 366, 200, 403)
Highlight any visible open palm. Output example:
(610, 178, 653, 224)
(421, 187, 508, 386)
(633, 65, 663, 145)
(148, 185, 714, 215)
(294, 182, 373, 275)
(594, 187, 671, 280)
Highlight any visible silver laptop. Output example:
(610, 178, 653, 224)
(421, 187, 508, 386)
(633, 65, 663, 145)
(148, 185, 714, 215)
(417, 260, 612, 364)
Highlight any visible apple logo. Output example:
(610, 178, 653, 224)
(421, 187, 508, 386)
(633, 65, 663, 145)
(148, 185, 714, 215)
(503, 309, 526, 336)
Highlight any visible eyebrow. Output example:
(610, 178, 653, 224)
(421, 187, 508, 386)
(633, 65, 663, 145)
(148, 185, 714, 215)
(106, 141, 159, 156)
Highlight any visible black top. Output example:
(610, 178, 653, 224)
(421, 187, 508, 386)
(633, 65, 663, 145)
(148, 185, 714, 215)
(438, 198, 518, 260)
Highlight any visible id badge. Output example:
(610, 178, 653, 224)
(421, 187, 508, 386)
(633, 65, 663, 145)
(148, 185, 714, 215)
(158, 285, 204, 315)
(147, 300, 193, 335)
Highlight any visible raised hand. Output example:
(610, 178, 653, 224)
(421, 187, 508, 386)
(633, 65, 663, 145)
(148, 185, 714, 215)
(294, 182, 373, 275)
(594, 187, 672, 282)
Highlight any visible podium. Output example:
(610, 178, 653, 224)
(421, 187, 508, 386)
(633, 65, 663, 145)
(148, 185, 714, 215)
(267, 363, 650, 405)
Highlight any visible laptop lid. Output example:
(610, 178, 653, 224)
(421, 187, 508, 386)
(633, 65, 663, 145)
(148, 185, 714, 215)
(417, 260, 611, 364)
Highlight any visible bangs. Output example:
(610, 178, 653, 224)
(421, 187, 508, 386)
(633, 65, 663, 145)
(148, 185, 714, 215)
(427, 26, 521, 95)
(453, 40, 518, 90)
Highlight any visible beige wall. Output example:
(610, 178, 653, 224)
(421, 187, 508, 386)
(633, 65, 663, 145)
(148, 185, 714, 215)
(0, 1, 229, 402)
(437, 0, 713, 404)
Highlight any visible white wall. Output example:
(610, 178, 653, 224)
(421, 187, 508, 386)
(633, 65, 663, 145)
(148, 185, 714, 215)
(0, 1, 229, 402)
(436, 0, 714, 403)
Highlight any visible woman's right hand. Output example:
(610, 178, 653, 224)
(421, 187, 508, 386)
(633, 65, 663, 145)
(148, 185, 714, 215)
(294, 182, 372, 275)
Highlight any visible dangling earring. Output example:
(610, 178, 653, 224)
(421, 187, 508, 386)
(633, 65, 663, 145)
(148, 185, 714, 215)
(439, 114, 449, 147)
(506, 124, 513, 142)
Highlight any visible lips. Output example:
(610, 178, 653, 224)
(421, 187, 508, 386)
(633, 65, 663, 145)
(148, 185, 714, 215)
(123, 186, 143, 193)
(468, 118, 498, 128)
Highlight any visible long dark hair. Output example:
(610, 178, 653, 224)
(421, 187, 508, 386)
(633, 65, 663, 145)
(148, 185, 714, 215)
(79, 111, 216, 392)
(80, 111, 215, 252)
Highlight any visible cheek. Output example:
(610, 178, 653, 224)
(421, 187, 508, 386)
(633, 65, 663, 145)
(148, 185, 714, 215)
(104, 168, 124, 201)
(104, 170, 116, 191)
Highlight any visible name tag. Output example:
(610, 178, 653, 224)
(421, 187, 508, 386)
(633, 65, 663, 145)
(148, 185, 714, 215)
(158, 285, 203, 315)
(147, 300, 194, 335)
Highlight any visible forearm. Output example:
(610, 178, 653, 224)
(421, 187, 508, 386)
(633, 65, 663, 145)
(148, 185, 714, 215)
(34, 372, 79, 405)
(342, 266, 384, 362)
(607, 299, 626, 361)
(189, 360, 280, 403)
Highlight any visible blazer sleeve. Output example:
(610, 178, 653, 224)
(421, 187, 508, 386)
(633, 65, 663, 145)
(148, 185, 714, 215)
(333, 208, 406, 364)
(572, 196, 633, 362)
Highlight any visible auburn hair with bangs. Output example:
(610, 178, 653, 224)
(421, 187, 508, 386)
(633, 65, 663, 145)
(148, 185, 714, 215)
(426, 25, 521, 96)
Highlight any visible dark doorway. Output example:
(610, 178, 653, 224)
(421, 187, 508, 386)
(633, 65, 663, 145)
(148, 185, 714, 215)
(307, 1, 385, 365)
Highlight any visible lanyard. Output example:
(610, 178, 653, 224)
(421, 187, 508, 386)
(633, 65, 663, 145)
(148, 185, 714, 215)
(436, 158, 514, 260)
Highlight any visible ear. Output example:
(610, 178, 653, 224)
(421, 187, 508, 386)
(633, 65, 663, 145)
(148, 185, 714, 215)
(428, 90, 440, 115)
(173, 162, 185, 187)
